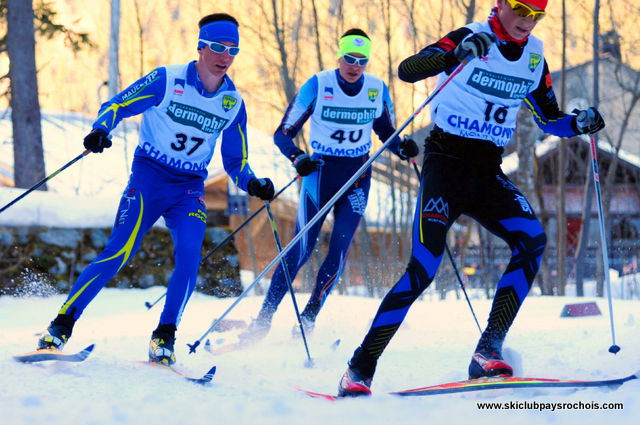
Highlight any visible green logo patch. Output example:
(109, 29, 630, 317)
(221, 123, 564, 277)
(368, 88, 379, 102)
(529, 54, 541, 72)
(222, 95, 237, 111)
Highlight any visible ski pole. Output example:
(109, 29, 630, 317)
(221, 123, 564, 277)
(145, 175, 300, 310)
(0, 149, 91, 215)
(587, 133, 620, 354)
(264, 201, 314, 367)
(187, 57, 473, 354)
(144, 292, 166, 310)
(410, 158, 482, 334)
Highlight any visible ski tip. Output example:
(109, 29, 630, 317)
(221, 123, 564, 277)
(294, 385, 339, 401)
(12, 352, 37, 363)
(199, 366, 217, 384)
(76, 344, 96, 361)
(330, 339, 341, 351)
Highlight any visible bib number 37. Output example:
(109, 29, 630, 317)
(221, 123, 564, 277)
(172, 133, 205, 155)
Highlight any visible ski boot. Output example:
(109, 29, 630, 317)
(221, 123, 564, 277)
(338, 367, 372, 397)
(291, 315, 315, 339)
(38, 314, 76, 350)
(238, 312, 272, 344)
(149, 323, 176, 366)
(468, 335, 513, 379)
(338, 346, 377, 397)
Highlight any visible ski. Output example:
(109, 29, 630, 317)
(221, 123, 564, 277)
(213, 319, 247, 333)
(296, 371, 639, 400)
(295, 385, 341, 401)
(142, 361, 217, 385)
(203, 337, 257, 356)
(205, 337, 342, 356)
(13, 344, 95, 364)
(391, 372, 639, 396)
(330, 339, 341, 351)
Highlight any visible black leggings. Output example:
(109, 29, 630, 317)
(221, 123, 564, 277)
(353, 143, 547, 372)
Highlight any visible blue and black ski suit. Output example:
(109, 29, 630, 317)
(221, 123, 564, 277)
(348, 20, 590, 378)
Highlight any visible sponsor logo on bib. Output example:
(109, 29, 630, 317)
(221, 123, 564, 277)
(167, 101, 228, 133)
(467, 69, 534, 99)
(320, 106, 377, 124)
(173, 78, 185, 95)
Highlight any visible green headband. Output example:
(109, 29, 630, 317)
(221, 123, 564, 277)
(337, 35, 371, 59)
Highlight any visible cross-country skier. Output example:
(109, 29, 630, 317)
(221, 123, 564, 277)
(239, 28, 419, 341)
(338, 0, 605, 396)
(36, 13, 275, 365)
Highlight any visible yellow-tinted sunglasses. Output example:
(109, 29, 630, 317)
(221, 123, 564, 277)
(505, 0, 546, 22)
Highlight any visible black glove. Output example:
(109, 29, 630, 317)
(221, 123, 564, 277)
(83, 128, 112, 153)
(454, 32, 496, 62)
(247, 177, 275, 201)
(291, 152, 325, 177)
(397, 136, 419, 160)
(573, 107, 605, 135)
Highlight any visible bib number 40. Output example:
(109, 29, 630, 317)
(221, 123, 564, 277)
(330, 129, 363, 144)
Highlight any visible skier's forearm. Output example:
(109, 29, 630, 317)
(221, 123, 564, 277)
(398, 50, 459, 82)
(399, 27, 471, 83)
(525, 61, 579, 137)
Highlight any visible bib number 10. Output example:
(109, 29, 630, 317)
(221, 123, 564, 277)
(484, 101, 508, 124)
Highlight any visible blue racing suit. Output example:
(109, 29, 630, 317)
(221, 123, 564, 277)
(258, 69, 405, 324)
(58, 62, 256, 327)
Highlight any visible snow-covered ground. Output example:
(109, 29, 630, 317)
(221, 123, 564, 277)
(1, 284, 638, 425)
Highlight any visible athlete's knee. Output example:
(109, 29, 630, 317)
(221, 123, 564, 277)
(517, 225, 546, 256)
(384, 266, 429, 310)
(406, 257, 434, 292)
(537, 230, 548, 251)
